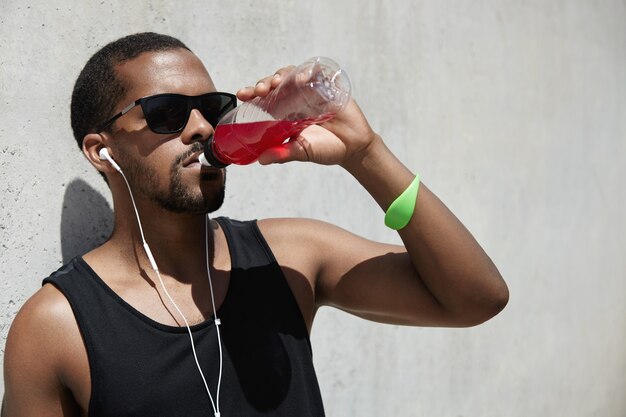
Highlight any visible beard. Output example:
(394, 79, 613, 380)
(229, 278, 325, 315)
(119, 143, 226, 214)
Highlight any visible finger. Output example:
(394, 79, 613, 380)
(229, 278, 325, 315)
(237, 65, 297, 101)
(258, 135, 310, 165)
(236, 77, 274, 100)
(270, 65, 295, 87)
(252, 79, 272, 97)
(235, 77, 277, 101)
(236, 85, 256, 101)
(253, 65, 296, 96)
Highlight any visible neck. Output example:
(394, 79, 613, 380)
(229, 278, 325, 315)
(109, 189, 214, 281)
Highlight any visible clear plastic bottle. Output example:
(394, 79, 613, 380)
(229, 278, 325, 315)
(200, 57, 351, 167)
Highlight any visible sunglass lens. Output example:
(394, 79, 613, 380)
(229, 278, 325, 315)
(199, 94, 236, 127)
(144, 96, 188, 133)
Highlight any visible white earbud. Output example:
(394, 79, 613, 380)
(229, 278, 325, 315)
(99, 148, 122, 172)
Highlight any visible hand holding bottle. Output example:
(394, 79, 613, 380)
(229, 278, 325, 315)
(236, 62, 380, 167)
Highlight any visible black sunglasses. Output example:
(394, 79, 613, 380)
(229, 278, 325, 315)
(97, 92, 237, 134)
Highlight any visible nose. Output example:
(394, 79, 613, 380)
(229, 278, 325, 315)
(180, 108, 215, 145)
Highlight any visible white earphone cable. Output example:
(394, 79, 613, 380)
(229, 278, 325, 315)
(205, 217, 224, 412)
(118, 167, 223, 417)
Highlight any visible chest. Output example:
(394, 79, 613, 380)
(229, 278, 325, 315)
(63, 266, 321, 416)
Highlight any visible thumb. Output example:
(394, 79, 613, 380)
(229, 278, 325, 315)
(258, 135, 311, 165)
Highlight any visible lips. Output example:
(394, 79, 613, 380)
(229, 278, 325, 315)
(182, 152, 203, 168)
(181, 152, 223, 174)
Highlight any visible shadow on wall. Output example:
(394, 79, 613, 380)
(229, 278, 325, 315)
(61, 178, 113, 263)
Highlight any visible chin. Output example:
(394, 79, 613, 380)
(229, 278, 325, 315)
(200, 171, 222, 181)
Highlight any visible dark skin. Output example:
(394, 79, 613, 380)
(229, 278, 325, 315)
(2, 48, 508, 416)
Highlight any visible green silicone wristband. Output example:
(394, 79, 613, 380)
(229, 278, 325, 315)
(384, 175, 420, 230)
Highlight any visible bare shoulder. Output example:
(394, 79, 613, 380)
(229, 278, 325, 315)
(256, 217, 329, 270)
(5, 283, 79, 367)
(9, 284, 73, 335)
(257, 217, 335, 241)
(257, 217, 401, 254)
(255, 217, 402, 279)
(255, 217, 354, 264)
(4, 282, 88, 388)
(3, 283, 86, 416)
(256, 217, 373, 245)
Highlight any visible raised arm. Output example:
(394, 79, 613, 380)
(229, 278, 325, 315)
(239, 68, 508, 327)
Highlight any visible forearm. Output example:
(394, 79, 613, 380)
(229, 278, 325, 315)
(344, 135, 508, 324)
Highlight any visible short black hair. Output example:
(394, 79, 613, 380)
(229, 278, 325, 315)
(70, 32, 191, 150)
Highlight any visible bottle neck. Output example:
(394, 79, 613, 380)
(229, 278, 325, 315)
(202, 134, 230, 168)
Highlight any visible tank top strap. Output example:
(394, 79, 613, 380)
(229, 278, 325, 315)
(214, 217, 276, 270)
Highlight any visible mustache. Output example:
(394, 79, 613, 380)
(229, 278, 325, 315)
(172, 141, 205, 168)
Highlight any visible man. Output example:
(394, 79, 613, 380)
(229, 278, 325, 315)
(2, 32, 508, 416)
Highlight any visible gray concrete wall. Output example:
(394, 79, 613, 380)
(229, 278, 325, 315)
(1, 1, 625, 416)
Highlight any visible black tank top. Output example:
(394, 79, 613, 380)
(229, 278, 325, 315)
(43, 217, 325, 417)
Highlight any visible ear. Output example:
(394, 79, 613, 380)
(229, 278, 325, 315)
(82, 133, 118, 174)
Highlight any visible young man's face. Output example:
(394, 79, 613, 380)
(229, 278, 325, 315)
(107, 48, 226, 214)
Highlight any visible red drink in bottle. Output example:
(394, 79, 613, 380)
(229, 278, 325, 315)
(210, 114, 335, 165)
(200, 57, 350, 168)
